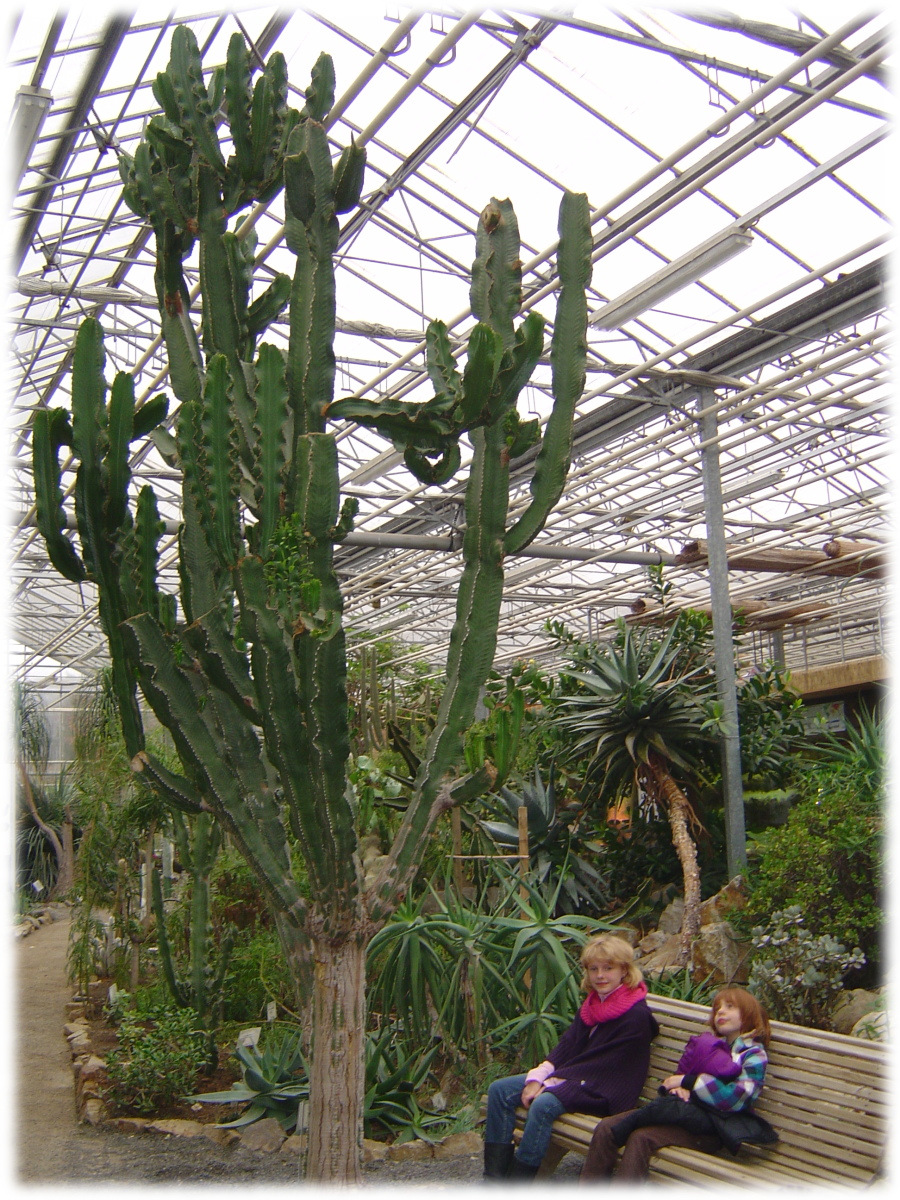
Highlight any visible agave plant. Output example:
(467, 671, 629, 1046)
(478, 765, 609, 914)
(556, 620, 723, 962)
(187, 1027, 308, 1131)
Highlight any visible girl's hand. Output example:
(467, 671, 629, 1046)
(662, 1075, 685, 1091)
(521, 1081, 543, 1109)
(668, 1087, 691, 1102)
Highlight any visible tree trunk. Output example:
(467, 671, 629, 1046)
(305, 929, 368, 1182)
(651, 762, 702, 965)
(57, 805, 76, 895)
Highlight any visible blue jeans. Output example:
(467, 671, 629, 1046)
(485, 1074, 567, 1167)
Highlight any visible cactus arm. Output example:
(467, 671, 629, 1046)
(249, 54, 287, 185)
(181, 607, 261, 724)
(132, 393, 170, 440)
(162, 301, 205, 406)
(470, 198, 521, 350)
(246, 274, 291, 352)
(167, 26, 226, 176)
(369, 420, 509, 919)
(250, 342, 290, 556)
(198, 354, 241, 568)
(131, 485, 165, 618)
(302, 52, 335, 122)
(31, 409, 87, 582)
(198, 166, 243, 360)
(332, 141, 366, 214)
(124, 612, 305, 921)
(233, 555, 335, 891)
(490, 311, 545, 416)
(424, 320, 463, 400)
(459, 323, 505, 424)
(176, 490, 222, 624)
(151, 866, 189, 1007)
(284, 121, 338, 439)
(503, 191, 591, 554)
(403, 443, 461, 485)
(131, 750, 204, 815)
(189, 811, 214, 1019)
(152, 69, 182, 127)
(105, 371, 134, 534)
(225, 32, 253, 180)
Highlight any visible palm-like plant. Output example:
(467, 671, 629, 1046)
(557, 621, 720, 963)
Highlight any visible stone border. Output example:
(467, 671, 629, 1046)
(62, 1004, 482, 1162)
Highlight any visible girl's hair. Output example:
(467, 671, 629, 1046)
(709, 988, 771, 1046)
(580, 934, 643, 992)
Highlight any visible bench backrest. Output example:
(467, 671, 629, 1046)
(645, 994, 887, 1187)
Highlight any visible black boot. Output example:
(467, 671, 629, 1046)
(507, 1156, 540, 1182)
(483, 1142, 515, 1181)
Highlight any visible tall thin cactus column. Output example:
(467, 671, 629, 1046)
(32, 25, 593, 1182)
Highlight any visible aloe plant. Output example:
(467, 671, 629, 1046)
(31, 25, 592, 1182)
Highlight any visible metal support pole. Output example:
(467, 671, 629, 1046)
(771, 629, 785, 668)
(697, 389, 746, 878)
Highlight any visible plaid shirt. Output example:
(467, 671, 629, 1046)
(684, 1036, 768, 1112)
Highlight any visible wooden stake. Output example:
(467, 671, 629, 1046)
(451, 807, 465, 894)
(517, 805, 529, 899)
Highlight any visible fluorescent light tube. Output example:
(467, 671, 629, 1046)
(590, 228, 753, 329)
(681, 468, 784, 514)
(12, 85, 53, 189)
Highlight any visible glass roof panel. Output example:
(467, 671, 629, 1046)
(7, 3, 890, 691)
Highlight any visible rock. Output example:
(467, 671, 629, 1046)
(202, 1125, 242, 1147)
(279, 1133, 307, 1157)
(386, 1138, 433, 1162)
(657, 897, 685, 935)
(108, 1117, 150, 1133)
(635, 933, 684, 975)
(690, 921, 750, 986)
(81, 1099, 107, 1126)
(831, 989, 882, 1035)
(429, 1089, 447, 1112)
(78, 1055, 107, 1081)
(433, 1131, 483, 1160)
(636, 931, 669, 957)
(239, 1117, 286, 1153)
(851, 1009, 888, 1041)
(63, 1020, 89, 1037)
(148, 1119, 207, 1138)
(699, 876, 748, 926)
(363, 1138, 389, 1163)
(363, 855, 390, 888)
(67, 1030, 92, 1054)
(65, 1002, 87, 1020)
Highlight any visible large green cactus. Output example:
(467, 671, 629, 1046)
(32, 26, 592, 1182)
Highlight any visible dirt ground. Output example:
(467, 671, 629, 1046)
(12, 912, 582, 1191)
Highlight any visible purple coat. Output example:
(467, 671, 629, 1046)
(544, 999, 659, 1116)
(676, 1031, 740, 1080)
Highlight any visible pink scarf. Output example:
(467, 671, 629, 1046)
(580, 980, 647, 1026)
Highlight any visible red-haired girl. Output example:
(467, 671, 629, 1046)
(580, 987, 777, 1182)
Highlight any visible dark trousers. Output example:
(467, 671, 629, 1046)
(580, 1109, 720, 1182)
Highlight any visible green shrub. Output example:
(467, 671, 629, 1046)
(222, 927, 297, 1023)
(748, 906, 866, 1029)
(745, 749, 883, 978)
(105, 1004, 209, 1113)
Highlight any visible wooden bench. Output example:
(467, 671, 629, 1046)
(515, 994, 887, 1187)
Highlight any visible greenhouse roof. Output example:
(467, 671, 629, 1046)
(8, 4, 890, 694)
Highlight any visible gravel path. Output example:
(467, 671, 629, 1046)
(13, 913, 582, 1189)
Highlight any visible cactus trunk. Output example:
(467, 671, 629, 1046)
(305, 929, 368, 1181)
